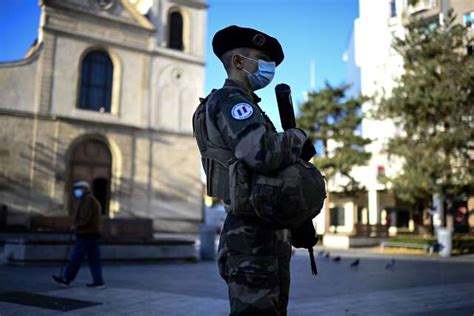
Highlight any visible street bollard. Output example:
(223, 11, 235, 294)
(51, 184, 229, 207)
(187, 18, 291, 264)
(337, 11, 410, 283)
(199, 224, 216, 260)
(437, 227, 453, 257)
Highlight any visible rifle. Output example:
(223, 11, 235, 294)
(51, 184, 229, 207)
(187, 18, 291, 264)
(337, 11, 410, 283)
(275, 83, 296, 131)
(275, 84, 316, 161)
(275, 83, 318, 276)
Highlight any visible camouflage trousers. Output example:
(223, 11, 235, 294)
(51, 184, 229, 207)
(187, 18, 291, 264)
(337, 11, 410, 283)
(218, 213, 292, 316)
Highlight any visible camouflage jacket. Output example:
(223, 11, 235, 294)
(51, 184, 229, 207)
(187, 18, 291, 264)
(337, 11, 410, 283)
(206, 79, 306, 175)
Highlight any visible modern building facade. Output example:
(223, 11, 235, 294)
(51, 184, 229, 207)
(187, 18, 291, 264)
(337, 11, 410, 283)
(322, 0, 474, 247)
(0, 0, 208, 234)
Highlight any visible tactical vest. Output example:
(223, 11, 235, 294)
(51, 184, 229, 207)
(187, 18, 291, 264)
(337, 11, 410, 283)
(192, 91, 233, 203)
(193, 91, 260, 217)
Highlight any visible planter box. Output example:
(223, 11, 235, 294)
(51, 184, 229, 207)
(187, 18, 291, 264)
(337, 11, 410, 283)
(2, 238, 198, 263)
(323, 234, 383, 249)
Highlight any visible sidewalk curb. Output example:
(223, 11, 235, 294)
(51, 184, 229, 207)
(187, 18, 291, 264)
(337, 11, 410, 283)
(300, 247, 474, 263)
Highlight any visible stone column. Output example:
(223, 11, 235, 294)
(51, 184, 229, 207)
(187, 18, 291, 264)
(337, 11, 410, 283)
(432, 193, 444, 234)
(36, 31, 56, 115)
(368, 189, 379, 225)
(315, 199, 327, 235)
(344, 201, 355, 234)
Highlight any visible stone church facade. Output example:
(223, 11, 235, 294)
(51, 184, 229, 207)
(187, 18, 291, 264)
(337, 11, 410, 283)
(0, 0, 207, 233)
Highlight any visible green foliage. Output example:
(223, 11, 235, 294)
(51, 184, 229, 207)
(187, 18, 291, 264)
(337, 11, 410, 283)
(297, 83, 371, 192)
(388, 236, 436, 246)
(452, 235, 474, 254)
(378, 13, 474, 204)
(388, 235, 474, 254)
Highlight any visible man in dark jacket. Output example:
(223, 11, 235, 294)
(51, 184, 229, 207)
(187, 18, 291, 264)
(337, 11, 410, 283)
(52, 180, 105, 289)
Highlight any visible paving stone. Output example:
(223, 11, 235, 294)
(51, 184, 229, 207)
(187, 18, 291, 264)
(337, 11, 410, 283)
(0, 251, 473, 315)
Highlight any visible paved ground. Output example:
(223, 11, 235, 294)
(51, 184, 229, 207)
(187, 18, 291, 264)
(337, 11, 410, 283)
(0, 248, 473, 315)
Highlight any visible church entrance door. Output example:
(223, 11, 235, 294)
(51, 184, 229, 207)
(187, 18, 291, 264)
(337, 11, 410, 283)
(67, 138, 112, 216)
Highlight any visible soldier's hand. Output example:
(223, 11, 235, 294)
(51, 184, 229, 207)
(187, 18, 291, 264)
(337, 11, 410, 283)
(301, 139, 316, 161)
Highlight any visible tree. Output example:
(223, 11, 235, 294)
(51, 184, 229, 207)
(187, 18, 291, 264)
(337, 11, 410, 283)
(377, 13, 474, 216)
(297, 83, 371, 192)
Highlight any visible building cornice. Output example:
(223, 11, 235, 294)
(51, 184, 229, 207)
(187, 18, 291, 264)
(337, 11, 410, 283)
(43, 26, 205, 66)
(42, 0, 155, 32)
(0, 108, 194, 138)
(58, 115, 195, 138)
(168, 0, 208, 10)
(43, 6, 154, 37)
(152, 46, 206, 66)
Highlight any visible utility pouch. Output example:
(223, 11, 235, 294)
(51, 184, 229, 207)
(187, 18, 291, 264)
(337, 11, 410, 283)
(228, 160, 256, 217)
(203, 156, 231, 203)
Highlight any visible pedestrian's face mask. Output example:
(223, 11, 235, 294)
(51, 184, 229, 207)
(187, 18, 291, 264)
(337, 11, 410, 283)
(73, 189, 84, 199)
(238, 55, 275, 90)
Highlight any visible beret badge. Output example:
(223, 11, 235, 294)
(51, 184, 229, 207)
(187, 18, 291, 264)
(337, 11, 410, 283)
(253, 34, 266, 47)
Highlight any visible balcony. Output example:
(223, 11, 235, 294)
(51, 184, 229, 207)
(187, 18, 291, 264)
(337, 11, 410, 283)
(407, 0, 438, 15)
(323, 224, 389, 249)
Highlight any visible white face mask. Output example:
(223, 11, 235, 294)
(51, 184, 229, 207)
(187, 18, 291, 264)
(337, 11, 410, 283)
(239, 55, 276, 90)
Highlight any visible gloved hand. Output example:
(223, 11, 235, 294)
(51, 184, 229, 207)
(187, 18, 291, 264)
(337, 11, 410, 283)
(301, 139, 316, 161)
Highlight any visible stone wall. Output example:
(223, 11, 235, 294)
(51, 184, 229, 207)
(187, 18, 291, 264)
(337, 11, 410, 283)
(0, 113, 202, 233)
(0, 51, 39, 113)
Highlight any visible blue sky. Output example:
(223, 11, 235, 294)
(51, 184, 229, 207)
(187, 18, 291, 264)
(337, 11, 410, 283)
(0, 1, 41, 61)
(0, 0, 359, 128)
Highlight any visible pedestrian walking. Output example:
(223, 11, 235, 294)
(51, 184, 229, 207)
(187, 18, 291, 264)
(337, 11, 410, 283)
(52, 180, 105, 289)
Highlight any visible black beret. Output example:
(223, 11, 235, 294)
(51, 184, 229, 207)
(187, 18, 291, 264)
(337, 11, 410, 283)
(212, 25, 284, 66)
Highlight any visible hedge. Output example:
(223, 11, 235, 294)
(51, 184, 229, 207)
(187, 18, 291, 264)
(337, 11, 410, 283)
(387, 235, 474, 254)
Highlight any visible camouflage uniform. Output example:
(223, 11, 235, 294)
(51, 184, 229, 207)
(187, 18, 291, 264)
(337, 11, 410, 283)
(207, 79, 306, 315)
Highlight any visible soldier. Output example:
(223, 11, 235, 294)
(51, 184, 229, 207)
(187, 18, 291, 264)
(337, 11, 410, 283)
(194, 25, 308, 315)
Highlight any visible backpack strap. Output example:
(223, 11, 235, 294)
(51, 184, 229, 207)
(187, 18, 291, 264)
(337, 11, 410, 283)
(309, 248, 318, 276)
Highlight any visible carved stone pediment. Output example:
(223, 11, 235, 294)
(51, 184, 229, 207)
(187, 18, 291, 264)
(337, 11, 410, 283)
(43, 0, 154, 31)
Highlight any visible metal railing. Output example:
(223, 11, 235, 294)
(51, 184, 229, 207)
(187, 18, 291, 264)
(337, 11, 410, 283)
(353, 223, 389, 238)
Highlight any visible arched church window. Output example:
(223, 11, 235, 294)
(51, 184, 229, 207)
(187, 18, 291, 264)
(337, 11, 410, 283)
(79, 50, 113, 113)
(168, 11, 184, 51)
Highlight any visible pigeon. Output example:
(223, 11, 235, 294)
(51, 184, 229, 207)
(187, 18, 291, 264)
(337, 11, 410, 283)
(385, 258, 396, 270)
(350, 258, 360, 267)
(333, 256, 341, 262)
(324, 252, 330, 259)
